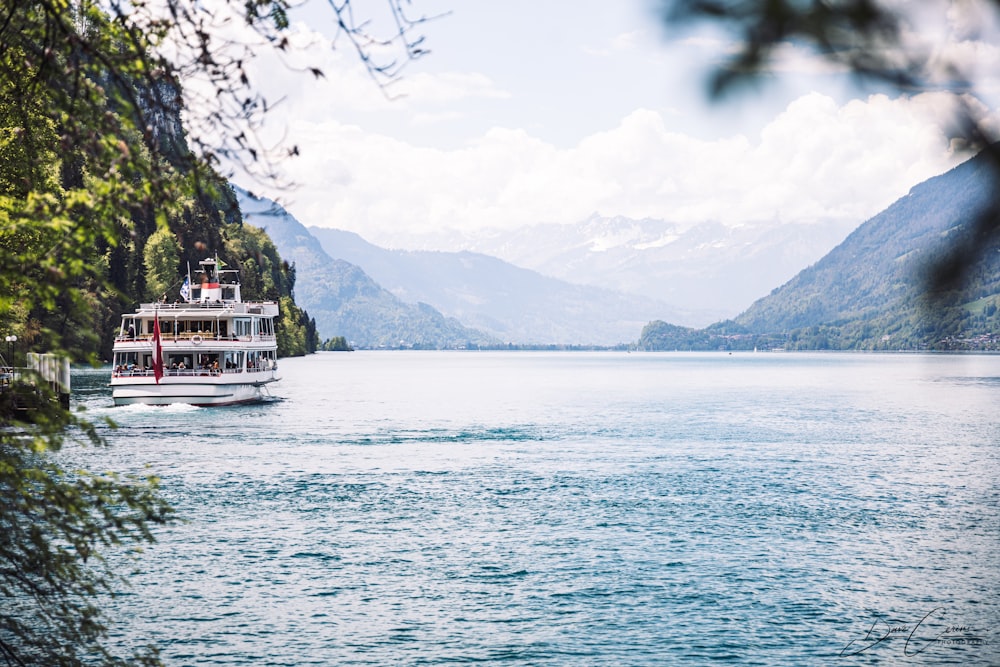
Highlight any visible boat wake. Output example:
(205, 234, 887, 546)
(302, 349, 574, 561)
(110, 402, 202, 414)
(76, 401, 202, 428)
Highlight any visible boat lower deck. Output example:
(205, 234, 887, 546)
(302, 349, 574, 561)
(111, 373, 278, 407)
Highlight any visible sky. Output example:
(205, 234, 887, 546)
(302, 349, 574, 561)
(220, 0, 1000, 249)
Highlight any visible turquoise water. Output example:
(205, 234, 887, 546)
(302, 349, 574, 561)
(69, 352, 1000, 665)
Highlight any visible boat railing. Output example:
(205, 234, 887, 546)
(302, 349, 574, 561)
(140, 301, 236, 310)
(114, 333, 277, 343)
(244, 363, 276, 373)
(112, 367, 235, 378)
(111, 366, 276, 378)
(138, 301, 279, 313)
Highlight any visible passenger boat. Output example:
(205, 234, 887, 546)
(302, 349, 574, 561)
(110, 257, 279, 406)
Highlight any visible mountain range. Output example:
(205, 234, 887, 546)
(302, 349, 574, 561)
(639, 147, 1000, 350)
(240, 146, 999, 351)
(379, 216, 856, 324)
(238, 203, 855, 347)
(238, 188, 498, 349)
(305, 227, 683, 345)
(242, 189, 728, 347)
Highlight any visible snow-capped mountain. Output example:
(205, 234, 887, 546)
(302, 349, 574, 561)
(372, 215, 857, 322)
(237, 187, 685, 346)
(307, 226, 691, 345)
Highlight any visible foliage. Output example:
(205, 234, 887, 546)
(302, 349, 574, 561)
(0, 382, 174, 666)
(221, 219, 292, 302)
(0, 6, 181, 656)
(2, 0, 438, 357)
(0, 0, 435, 664)
(276, 295, 320, 357)
(637, 321, 711, 351)
(143, 226, 182, 302)
(321, 336, 354, 351)
(221, 220, 317, 356)
(663, 0, 914, 98)
(0, 3, 167, 363)
(660, 0, 1000, 293)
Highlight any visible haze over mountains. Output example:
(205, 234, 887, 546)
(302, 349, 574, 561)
(240, 188, 685, 346)
(239, 188, 854, 347)
(306, 227, 685, 345)
(378, 216, 855, 323)
(239, 147, 999, 350)
(238, 188, 497, 349)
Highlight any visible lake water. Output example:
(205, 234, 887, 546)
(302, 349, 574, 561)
(68, 351, 1000, 665)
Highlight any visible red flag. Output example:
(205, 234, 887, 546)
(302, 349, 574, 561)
(152, 311, 163, 384)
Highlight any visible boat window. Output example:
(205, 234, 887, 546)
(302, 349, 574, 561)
(150, 319, 169, 335)
(114, 352, 139, 369)
(122, 318, 138, 338)
(223, 351, 243, 371)
(234, 318, 251, 337)
(167, 354, 192, 370)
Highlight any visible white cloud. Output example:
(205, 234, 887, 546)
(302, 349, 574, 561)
(396, 71, 510, 103)
(219, 2, 1000, 249)
(583, 29, 647, 56)
(248, 91, 993, 248)
(181, 19, 512, 153)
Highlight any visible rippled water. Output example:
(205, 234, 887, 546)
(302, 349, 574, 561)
(67, 352, 1000, 665)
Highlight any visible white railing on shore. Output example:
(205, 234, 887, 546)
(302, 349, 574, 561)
(1, 354, 71, 407)
(27, 353, 71, 393)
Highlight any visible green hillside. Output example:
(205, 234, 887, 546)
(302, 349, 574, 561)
(1, 88, 316, 362)
(640, 148, 1000, 351)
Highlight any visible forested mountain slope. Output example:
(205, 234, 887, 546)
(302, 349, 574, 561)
(1, 67, 317, 360)
(640, 148, 1000, 350)
(238, 188, 498, 349)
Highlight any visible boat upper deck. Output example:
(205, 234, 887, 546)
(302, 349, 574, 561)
(114, 256, 280, 347)
(116, 301, 279, 345)
(135, 300, 279, 316)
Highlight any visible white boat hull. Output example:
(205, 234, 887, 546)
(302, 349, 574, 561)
(111, 374, 278, 407)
